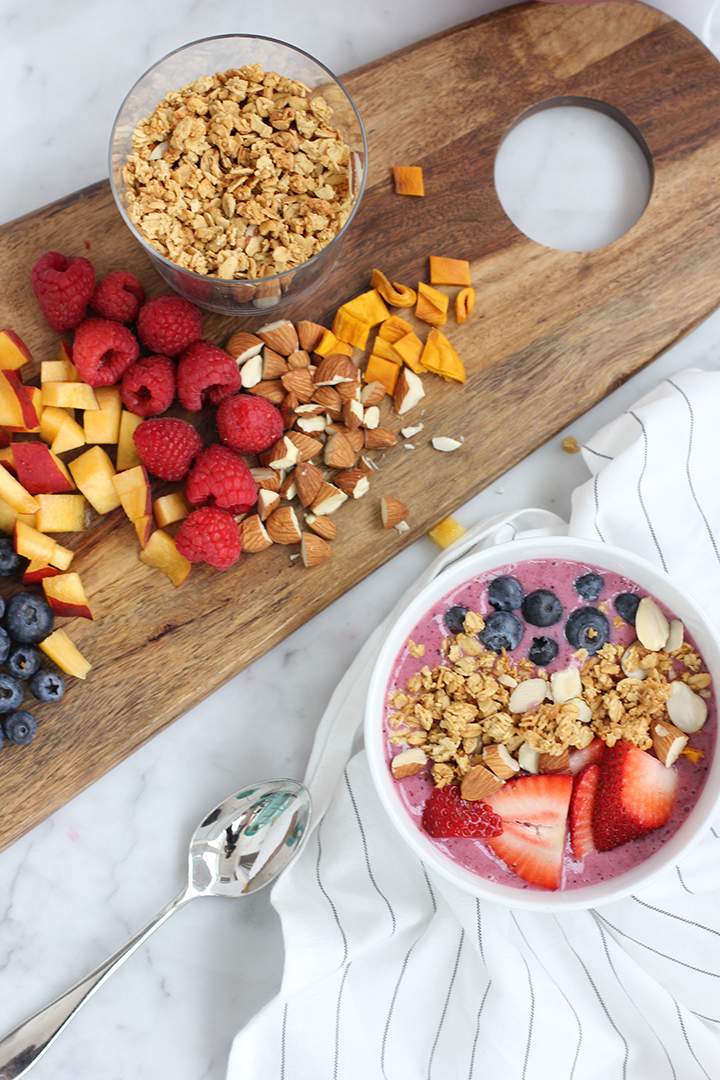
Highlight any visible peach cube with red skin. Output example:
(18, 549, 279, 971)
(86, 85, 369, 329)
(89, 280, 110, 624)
(69, 447, 120, 515)
(11, 442, 75, 495)
(40, 629, 91, 679)
(43, 572, 93, 620)
(112, 465, 151, 523)
(0, 329, 32, 371)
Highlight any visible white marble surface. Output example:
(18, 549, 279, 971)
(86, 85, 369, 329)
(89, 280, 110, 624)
(3, 2, 720, 1078)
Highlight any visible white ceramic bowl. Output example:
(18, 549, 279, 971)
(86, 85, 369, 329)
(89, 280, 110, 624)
(365, 535, 720, 911)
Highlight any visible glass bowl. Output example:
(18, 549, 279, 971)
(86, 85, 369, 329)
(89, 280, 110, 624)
(109, 35, 367, 316)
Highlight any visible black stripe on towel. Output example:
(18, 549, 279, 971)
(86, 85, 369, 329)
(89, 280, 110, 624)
(666, 378, 720, 565)
(381, 937, 418, 1080)
(597, 913, 720, 979)
(632, 896, 720, 939)
(427, 929, 464, 1080)
(520, 954, 535, 1080)
(344, 770, 397, 935)
(627, 410, 668, 572)
(475, 900, 485, 965)
(583, 444, 614, 462)
(675, 866, 694, 894)
(673, 998, 712, 1080)
(280, 1002, 288, 1080)
(333, 962, 352, 1080)
(593, 472, 606, 542)
(467, 980, 492, 1080)
(315, 821, 348, 964)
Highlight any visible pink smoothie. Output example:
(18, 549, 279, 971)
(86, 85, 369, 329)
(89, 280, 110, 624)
(384, 558, 716, 891)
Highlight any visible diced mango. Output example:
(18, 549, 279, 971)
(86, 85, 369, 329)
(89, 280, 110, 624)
(378, 316, 414, 344)
(363, 355, 400, 395)
(332, 307, 370, 350)
(455, 286, 476, 324)
(341, 289, 390, 327)
(416, 282, 449, 327)
(392, 165, 424, 196)
(428, 516, 467, 549)
(314, 329, 339, 357)
(371, 336, 402, 365)
(420, 328, 466, 383)
(370, 269, 416, 309)
(393, 331, 425, 374)
(429, 256, 471, 287)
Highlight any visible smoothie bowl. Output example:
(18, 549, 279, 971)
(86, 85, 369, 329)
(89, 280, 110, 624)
(365, 537, 720, 909)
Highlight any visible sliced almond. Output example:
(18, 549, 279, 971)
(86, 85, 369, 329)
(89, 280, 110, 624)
(652, 720, 688, 767)
(295, 403, 323, 416)
(311, 482, 347, 516)
(324, 431, 357, 469)
(258, 319, 299, 356)
(296, 415, 327, 434)
(666, 619, 684, 653)
(305, 513, 337, 540)
(240, 351, 263, 388)
(240, 514, 272, 553)
(518, 742, 540, 774)
(226, 331, 263, 365)
(281, 368, 315, 402)
(569, 697, 592, 724)
(635, 596, 670, 651)
(621, 644, 647, 681)
(250, 379, 285, 404)
(296, 320, 326, 353)
(667, 680, 708, 733)
(250, 467, 282, 493)
(314, 354, 356, 386)
(482, 743, 520, 779)
(401, 423, 424, 439)
(363, 405, 380, 430)
(431, 436, 462, 452)
(312, 385, 343, 415)
(300, 531, 332, 568)
(334, 468, 369, 499)
(257, 488, 280, 521)
(268, 435, 299, 471)
(550, 667, 582, 704)
(395, 520, 410, 535)
(508, 677, 548, 714)
(343, 398, 364, 431)
(287, 430, 323, 462)
(266, 505, 301, 545)
(287, 349, 311, 370)
(361, 380, 386, 406)
(365, 427, 397, 450)
(262, 348, 288, 379)
(394, 367, 426, 415)
(295, 461, 324, 507)
(380, 494, 409, 529)
(461, 763, 504, 801)
(391, 747, 428, 780)
(539, 749, 570, 773)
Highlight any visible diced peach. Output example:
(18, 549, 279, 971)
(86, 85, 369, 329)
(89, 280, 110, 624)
(50, 542, 74, 571)
(69, 446, 119, 515)
(83, 386, 121, 444)
(0, 465, 39, 515)
(0, 499, 35, 534)
(51, 414, 86, 455)
(116, 410, 143, 471)
(35, 494, 86, 533)
(43, 572, 93, 620)
(112, 465, 151, 522)
(22, 387, 42, 433)
(41, 359, 79, 383)
(23, 559, 61, 585)
(153, 492, 189, 528)
(0, 329, 32, 371)
(0, 447, 14, 473)
(39, 628, 91, 679)
(139, 529, 191, 587)
(42, 382, 98, 411)
(134, 514, 153, 547)
(40, 406, 74, 445)
(11, 442, 75, 495)
(0, 371, 39, 429)
(14, 520, 56, 563)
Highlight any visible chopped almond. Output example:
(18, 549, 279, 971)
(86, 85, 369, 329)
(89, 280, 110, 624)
(365, 427, 397, 450)
(296, 320, 326, 352)
(241, 515, 272, 552)
(305, 513, 337, 540)
(300, 531, 333, 568)
(429, 256, 471, 287)
(460, 764, 504, 801)
(394, 368, 425, 415)
(380, 494, 408, 529)
(266, 505, 302, 545)
(392, 165, 425, 196)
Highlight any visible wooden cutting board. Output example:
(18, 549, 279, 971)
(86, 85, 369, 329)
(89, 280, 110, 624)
(1, 0, 720, 850)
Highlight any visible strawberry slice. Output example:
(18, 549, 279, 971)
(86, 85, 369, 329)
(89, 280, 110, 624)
(421, 784, 503, 839)
(569, 763, 600, 859)
(486, 774, 573, 890)
(569, 737, 605, 774)
(593, 740, 678, 852)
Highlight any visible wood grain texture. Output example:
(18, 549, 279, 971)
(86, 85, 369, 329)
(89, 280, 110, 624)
(1, 1, 720, 849)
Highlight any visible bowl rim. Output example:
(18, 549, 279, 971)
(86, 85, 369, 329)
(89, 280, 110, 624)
(364, 535, 720, 911)
(107, 33, 369, 289)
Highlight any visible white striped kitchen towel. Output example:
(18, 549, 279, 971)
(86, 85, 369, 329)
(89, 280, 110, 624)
(228, 369, 720, 1080)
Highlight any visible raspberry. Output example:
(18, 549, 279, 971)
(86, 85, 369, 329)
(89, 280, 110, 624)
(72, 318, 139, 387)
(134, 418, 202, 481)
(90, 270, 145, 323)
(31, 251, 95, 332)
(176, 506, 241, 570)
(177, 340, 240, 411)
(216, 393, 284, 454)
(121, 355, 176, 417)
(185, 444, 257, 514)
(136, 295, 202, 357)
(421, 785, 503, 839)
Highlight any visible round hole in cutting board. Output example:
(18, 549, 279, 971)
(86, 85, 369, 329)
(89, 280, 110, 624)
(494, 97, 653, 252)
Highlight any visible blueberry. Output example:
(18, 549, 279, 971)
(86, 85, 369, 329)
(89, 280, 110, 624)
(0, 674, 23, 714)
(0, 627, 9, 665)
(443, 605, 469, 635)
(487, 575, 524, 611)
(522, 589, 563, 627)
(0, 597, 5, 621)
(0, 537, 22, 577)
(480, 611, 524, 653)
(3, 710, 36, 746)
(5, 592, 53, 644)
(30, 669, 65, 704)
(565, 607, 610, 654)
(575, 572, 604, 602)
(615, 592, 641, 626)
(528, 635, 559, 666)
(7, 645, 41, 681)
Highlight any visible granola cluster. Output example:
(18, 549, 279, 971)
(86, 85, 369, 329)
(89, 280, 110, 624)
(123, 65, 354, 280)
(387, 611, 711, 789)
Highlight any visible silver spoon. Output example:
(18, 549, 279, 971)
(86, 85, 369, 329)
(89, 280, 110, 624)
(0, 778, 311, 1079)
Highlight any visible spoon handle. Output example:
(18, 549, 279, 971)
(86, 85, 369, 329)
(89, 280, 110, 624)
(0, 889, 191, 1079)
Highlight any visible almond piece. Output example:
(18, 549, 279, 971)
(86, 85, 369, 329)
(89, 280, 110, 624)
(266, 505, 302, 545)
(460, 763, 504, 801)
(635, 596, 670, 651)
(258, 319, 299, 356)
(240, 352, 263, 388)
(539, 749, 570, 774)
(431, 436, 462, 452)
(305, 513, 337, 540)
(295, 461, 324, 507)
(336, 377, 362, 403)
(296, 320, 326, 353)
(226, 331, 263, 364)
(345, 428, 364, 454)
(262, 348, 288, 379)
(391, 747, 428, 780)
(287, 349, 311, 370)
(518, 742, 540, 774)
(621, 644, 647, 681)
(380, 494, 409, 529)
(280, 471, 297, 500)
(250, 467, 282, 493)
(240, 514, 272, 552)
(363, 405, 380, 430)
(550, 668, 582, 704)
(667, 680, 708, 733)
(508, 678, 548, 713)
(361, 381, 386, 406)
(282, 368, 315, 402)
(250, 380, 285, 404)
(268, 436, 299, 471)
(482, 743, 520, 779)
(394, 367, 426, 415)
(401, 423, 424, 438)
(325, 431, 357, 469)
(296, 415, 326, 434)
(365, 427, 397, 450)
(300, 531, 333, 568)
(343, 398, 364, 430)
(257, 488, 280, 521)
(569, 698, 592, 723)
(334, 468, 370, 499)
(312, 385, 343, 416)
(315, 354, 356, 386)
(288, 430, 323, 462)
(652, 720, 688, 767)
(311, 482, 347, 516)
(666, 618, 684, 652)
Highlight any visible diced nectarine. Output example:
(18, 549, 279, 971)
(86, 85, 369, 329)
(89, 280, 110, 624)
(42, 382, 98, 411)
(0, 465, 39, 515)
(40, 406, 73, 445)
(14, 520, 56, 563)
(0, 447, 14, 473)
(43, 572, 93, 620)
(134, 514, 153, 547)
(23, 559, 61, 585)
(116, 410, 143, 470)
(0, 329, 32, 371)
(0, 371, 39, 429)
(69, 446, 120, 515)
(41, 359, 79, 383)
(84, 387, 121, 444)
(36, 494, 86, 533)
(0, 499, 35, 534)
(139, 529, 191, 587)
(39, 628, 91, 679)
(50, 542, 74, 571)
(153, 492, 189, 528)
(112, 465, 151, 522)
(51, 414, 86, 455)
(11, 442, 75, 495)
